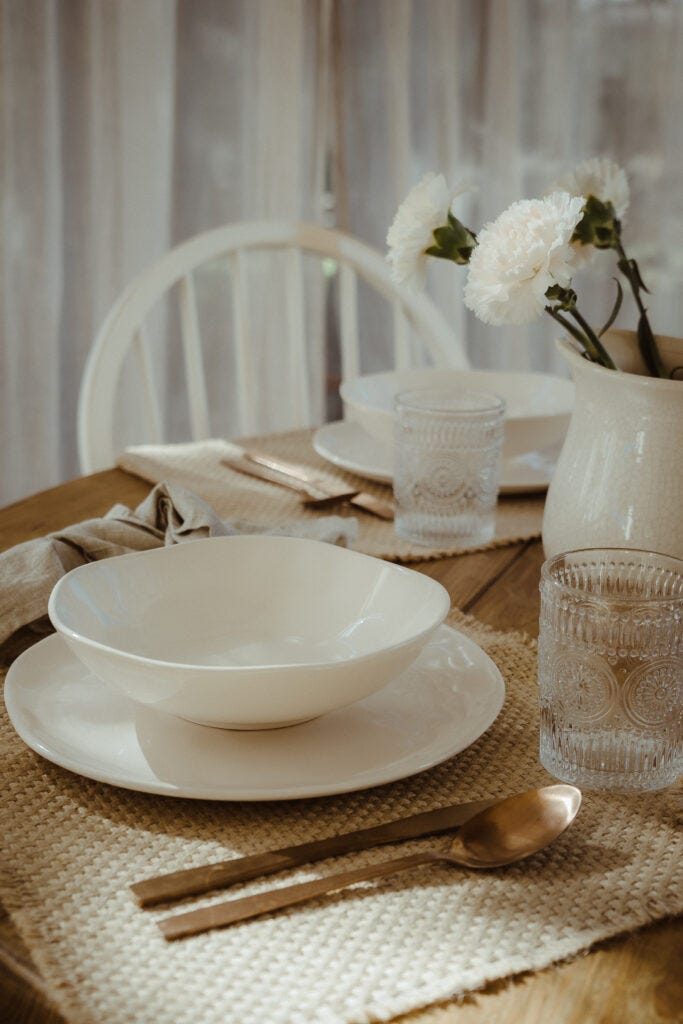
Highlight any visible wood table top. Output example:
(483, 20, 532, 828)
(0, 468, 680, 1024)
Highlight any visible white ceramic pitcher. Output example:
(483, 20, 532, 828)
(542, 333, 683, 560)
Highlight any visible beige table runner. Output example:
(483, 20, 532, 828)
(1, 611, 680, 1024)
(118, 430, 545, 562)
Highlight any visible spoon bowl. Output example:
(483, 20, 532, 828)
(159, 785, 582, 940)
(446, 783, 582, 868)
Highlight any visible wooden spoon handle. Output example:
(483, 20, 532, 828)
(159, 852, 436, 940)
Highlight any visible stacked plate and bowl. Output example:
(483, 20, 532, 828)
(6, 535, 506, 800)
(314, 367, 575, 494)
(7, 367, 573, 801)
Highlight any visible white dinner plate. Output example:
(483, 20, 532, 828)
(313, 420, 559, 494)
(5, 627, 505, 801)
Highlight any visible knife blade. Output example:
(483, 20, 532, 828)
(221, 455, 359, 508)
(243, 450, 394, 520)
(131, 795, 496, 907)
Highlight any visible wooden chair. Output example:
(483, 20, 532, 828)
(78, 220, 469, 473)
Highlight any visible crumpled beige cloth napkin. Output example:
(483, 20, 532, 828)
(0, 481, 358, 647)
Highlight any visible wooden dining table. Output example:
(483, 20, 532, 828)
(0, 466, 681, 1024)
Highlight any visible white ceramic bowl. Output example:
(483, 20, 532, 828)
(48, 536, 450, 730)
(340, 368, 575, 458)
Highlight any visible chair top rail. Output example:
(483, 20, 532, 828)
(78, 221, 466, 472)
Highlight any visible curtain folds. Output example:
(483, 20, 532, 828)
(1, 0, 681, 504)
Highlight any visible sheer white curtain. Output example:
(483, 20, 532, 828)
(1, 0, 178, 505)
(1, 0, 681, 505)
(0, 0, 322, 505)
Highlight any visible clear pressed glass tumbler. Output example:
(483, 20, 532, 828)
(538, 548, 683, 792)
(393, 389, 505, 548)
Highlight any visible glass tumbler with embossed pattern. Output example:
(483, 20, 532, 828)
(538, 548, 683, 792)
(394, 389, 505, 548)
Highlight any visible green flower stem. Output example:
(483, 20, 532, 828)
(567, 306, 618, 369)
(545, 307, 594, 351)
(544, 284, 616, 368)
(614, 236, 647, 315)
(545, 307, 612, 368)
(614, 236, 667, 378)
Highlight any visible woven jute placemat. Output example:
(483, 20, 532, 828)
(117, 431, 545, 563)
(1, 610, 680, 1024)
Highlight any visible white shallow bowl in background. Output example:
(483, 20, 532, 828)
(48, 536, 450, 730)
(340, 368, 575, 458)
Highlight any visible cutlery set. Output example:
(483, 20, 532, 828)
(132, 785, 581, 940)
(221, 450, 395, 519)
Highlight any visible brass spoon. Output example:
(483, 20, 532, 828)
(159, 784, 581, 940)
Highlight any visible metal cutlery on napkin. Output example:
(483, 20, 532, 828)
(221, 451, 394, 519)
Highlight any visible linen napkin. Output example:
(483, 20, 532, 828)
(0, 481, 357, 647)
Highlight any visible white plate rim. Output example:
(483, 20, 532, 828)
(5, 627, 505, 801)
(313, 420, 556, 494)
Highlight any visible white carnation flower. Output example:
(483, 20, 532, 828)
(549, 157, 630, 269)
(552, 156, 629, 219)
(463, 192, 585, 326)
(386, 173, 470, 289)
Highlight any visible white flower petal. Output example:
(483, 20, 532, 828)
(386, 173, 472, 289)
(549, 158, 629, 271)
(463, 192, 584, 326)
(550, 156, 630, 219)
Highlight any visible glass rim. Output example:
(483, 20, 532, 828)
(394, 387, 505, 417)
(541, 546, 683, 603)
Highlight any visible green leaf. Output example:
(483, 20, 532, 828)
(597, 278, 623, 338)
(426, 218, 477, 265)
(572, 194, 618, 249)
(594, 226, 614, 249)
(452, 220, 476, 249)
(432, 226, 453, 248)
(423, 246, 454, 264)
(617, 256, 651, 297)
(637, 309, 666, 378)
(545, 284, 577, 310)
(631, 257, 651, 295)
(637, 312, 657, 375)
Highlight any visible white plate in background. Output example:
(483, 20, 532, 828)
(313, 420, 559, 495)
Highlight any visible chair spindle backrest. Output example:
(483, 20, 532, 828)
(78, 221, 468, 473)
